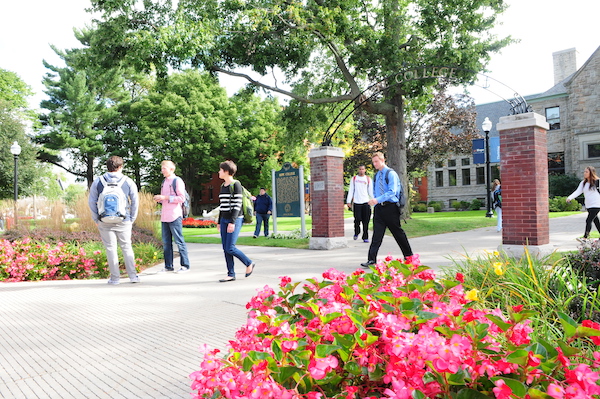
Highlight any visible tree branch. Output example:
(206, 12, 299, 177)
(210, 66, 354, 104)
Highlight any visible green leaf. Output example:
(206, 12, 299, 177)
(412, 389, 426, 399)
(491, 377, 527, 397)
(297, 307, 315, 320)
(485, 314, 512, 332)
(274, 366, 302, 385)
(527, 388, 554, 399)
(321, 312, 342, 324)
(271, 340, 283, 362)
(557, 340, 581, 356)
(316, 344, 341, 358)
(343, 361, 361, 375)
(557, 312, 578, 337)
(456, 388, 493, 399)
(447, 368, 468, 385)
(505, 349, 529, 365)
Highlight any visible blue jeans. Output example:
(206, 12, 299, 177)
(161, 217, 190, 269)
(220, 217, 252, 277)
(253, 213, 270, 236)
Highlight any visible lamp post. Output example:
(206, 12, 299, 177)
(482, 117, 494, 218)
(10, 141, 21, 227)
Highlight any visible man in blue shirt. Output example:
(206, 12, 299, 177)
(253, 188, 273, 237)
(361, 152, 417, 267)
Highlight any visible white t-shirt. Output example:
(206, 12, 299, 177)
(346, 175, 374, 204)
(568, 180, 600, 209)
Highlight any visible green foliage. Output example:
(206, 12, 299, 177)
(451, 200, 461, 210)
(0, 68, 33, 112)
(413, 202, 428, 212)
(470, 198, 483, 210)
(427, 201, 443, 212)
(549, 174, 581, 198)
(549, 196, 582, 212)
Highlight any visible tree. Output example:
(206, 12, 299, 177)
(36, 43, 126, 188)
(87, 0, 511, 191)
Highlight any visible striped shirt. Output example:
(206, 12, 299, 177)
(218, 181, 243, 222)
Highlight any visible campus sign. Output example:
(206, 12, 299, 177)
(472, 137, 500, 164)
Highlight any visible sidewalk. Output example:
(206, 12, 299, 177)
(0, 213, 587, 398)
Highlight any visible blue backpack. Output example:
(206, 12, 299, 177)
(373, 168, 406, 208)
(97, 176, 128, 223)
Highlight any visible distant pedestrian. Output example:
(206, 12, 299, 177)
(217, 160, 255, 282)
(253, 188, 272, 238)
(567, 166, 600, 244)
(492, 179, 502, 232)
(89, 156, 140, 284)
(361, 152, 418, 268)
(153, 160, 190, 273)
(346, 165, 373, 243)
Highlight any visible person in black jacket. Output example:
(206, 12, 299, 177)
(253, 188, 273, 238)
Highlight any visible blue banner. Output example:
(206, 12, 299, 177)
(472, 137, 500, 164)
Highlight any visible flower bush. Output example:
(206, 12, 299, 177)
(190, 258, 600, 398)
(183, 218, 218, 228)
(0, 238, 106, 282)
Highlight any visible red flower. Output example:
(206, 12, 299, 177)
(456, 272, 465, 283)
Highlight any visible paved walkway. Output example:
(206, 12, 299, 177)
(0, 213, 587, 398)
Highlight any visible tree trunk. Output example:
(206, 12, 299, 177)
(384, 93, 410, 213)
(86, 156, 95, 189)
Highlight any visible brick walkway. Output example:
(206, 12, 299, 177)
(0, 214, 584, 398)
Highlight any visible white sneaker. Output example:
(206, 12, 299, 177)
(176, 267, 190, 273)
(130, 276, 141, 283)
(107, 278, 120, 285)
(576, 237, 591, 244)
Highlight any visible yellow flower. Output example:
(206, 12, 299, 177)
(465, 289, 479, 301)
(493, 251, 500, 257)
(493, 262, 504, 276)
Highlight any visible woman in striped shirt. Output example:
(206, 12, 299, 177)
(217, 160, 255, 282)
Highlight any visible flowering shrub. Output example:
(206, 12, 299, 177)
(0, 238, 107, 282)
(190, 258, 600, 398)
(183, 218, 217, 228)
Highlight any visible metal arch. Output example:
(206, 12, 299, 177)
(321, 67, 533, 146)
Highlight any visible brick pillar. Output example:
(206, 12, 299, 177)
(308, 146, 347, 250)
(497, 112, 550, 257)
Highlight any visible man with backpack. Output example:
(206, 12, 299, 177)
(88, 156, 140, 284)
(153, 160, 191, 273)
(346, 165, 374, 243)
(361, 152, 418, 268)
(253, 188, 272, 238)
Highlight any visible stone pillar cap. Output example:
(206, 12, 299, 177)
(497, 112, 549, 132)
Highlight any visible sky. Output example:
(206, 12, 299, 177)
(0, 0, 598, 111)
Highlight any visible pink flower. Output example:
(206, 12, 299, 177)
(582, 320, 600, 345)
(279, 276, 292, 287)
(492, 379, 513, 399)
(308, 355, 338, 380)
(547, 383, 565, 399)
(281, 340, 298, 352)
(512, 305, 523, 312)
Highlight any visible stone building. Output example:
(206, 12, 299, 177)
(427, 45, 600, 209)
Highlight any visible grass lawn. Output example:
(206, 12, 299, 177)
(180, 210, 582, 249)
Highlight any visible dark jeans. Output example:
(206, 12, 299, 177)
(584, 207, 600, 238)
(352, 203, 371, 240)
(220, 217, 252, 277)
(254, 213, 270, 236)
(161, 217, 190, 269)
(367, 203, 413, 262)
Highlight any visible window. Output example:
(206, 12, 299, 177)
(461, 158, 470, 166)
(449, 170, 457, 186)
(546, 107, 560, 130)
(588, 145, 600, 159)
(435, 161, 444, 168)
(448, 159, 457, 167)
(476, 167, 485, 184)
(435, 171, 444, 187)
(548, 152, 565, 174)
(209, 186, 214, 201)
(462, 169, 471, 185)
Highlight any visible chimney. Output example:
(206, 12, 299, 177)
(552, 48, 577, 85)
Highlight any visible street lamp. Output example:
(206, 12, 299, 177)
(10, 141, 21, 227)
(482, 117, 494, 218)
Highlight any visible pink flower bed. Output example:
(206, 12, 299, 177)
(190, 258, 600, 398)
(0, 238, 105, 282)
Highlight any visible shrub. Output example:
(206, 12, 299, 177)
(549, 196, 582, 212)
(412, 203, 427, 212)
(427, 201, 442, 212)
(191, 258, 600, 399)
(470, 198, 483, 210)
(451, 200, 461, 210)
(549, 174, 581, 198)
(459, 200, 470, 210)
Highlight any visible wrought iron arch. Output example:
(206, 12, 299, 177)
(321, 67, 532, 146)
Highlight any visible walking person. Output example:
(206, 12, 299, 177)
(361, 152, 418, 267)
(492, 179, 502, 232)
(567, 166, 600, 244)
(89, 156, 140, 284)
(217, 160, 255, 282)
(346, 165, 374, 242)
(153, 160, 190, 273)
(253, 188, 272, 238)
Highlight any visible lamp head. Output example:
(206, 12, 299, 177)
(482, 117, 492, 133)
(10, 141, 21, 156)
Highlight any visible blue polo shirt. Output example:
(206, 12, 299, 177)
(374, 167, 401, 204)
